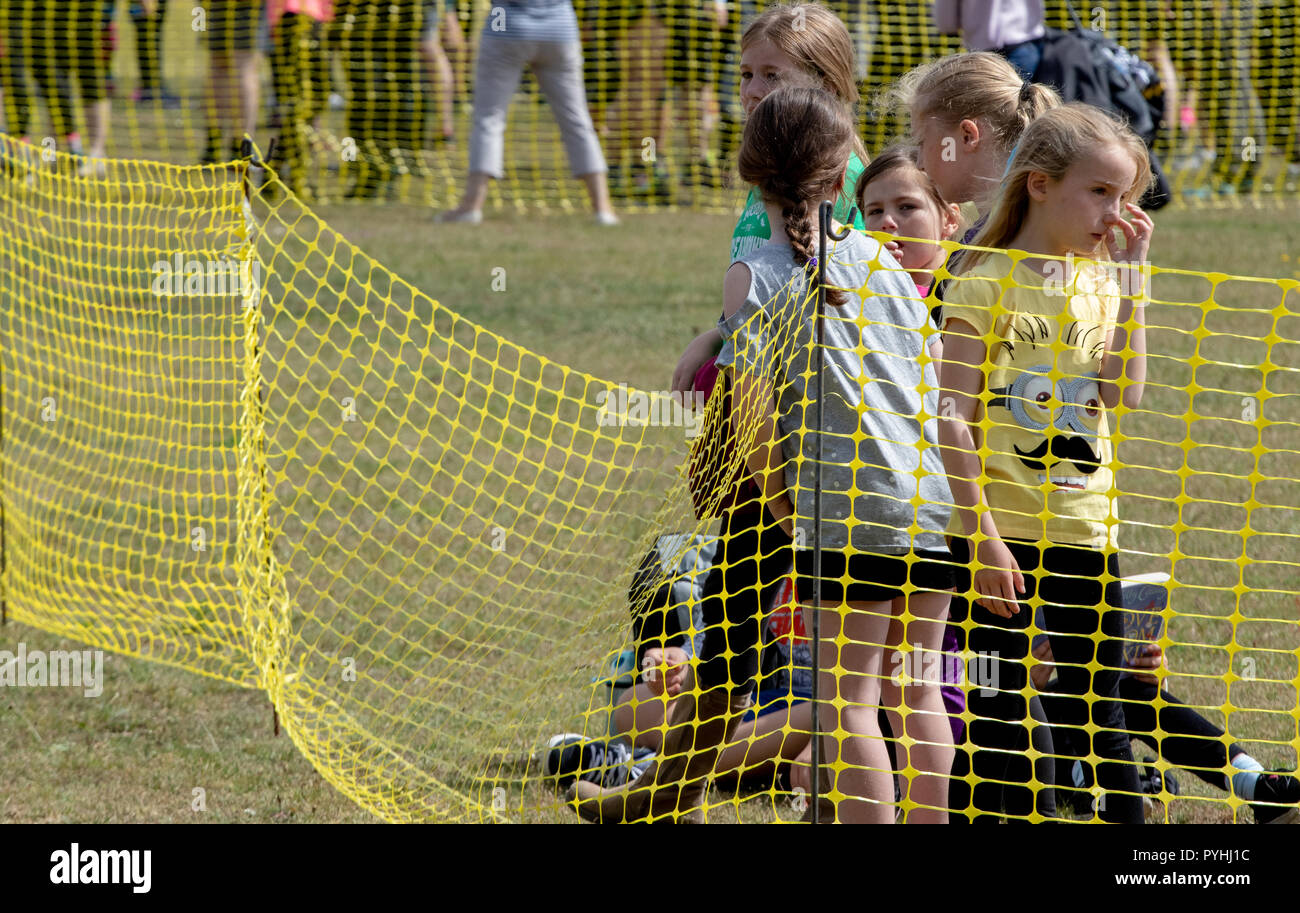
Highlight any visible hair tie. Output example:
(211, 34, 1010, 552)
(1002, 139, 1022, 179)
(1018, 80, 1034, 105)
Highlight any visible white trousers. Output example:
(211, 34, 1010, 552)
(468, 34, 607, 179)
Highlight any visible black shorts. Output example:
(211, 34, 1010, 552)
(795, 548, 955, 604)
(35, 6, 111, 103)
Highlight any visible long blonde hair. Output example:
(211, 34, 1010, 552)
(742, 2, 869, 165)
(892, 51, 1060, 156)
(962, 103, 1154, 271)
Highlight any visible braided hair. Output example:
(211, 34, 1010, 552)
(738, 85, 855, 307)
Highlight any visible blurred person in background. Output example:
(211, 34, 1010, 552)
(334, 0, 422, 198)
(438, 0, 616, 224)
(420, 0, 465, 147)
(269, 0, 334, 192)
(933, 0, 1046, 80)
(203, 0, 266, 164)
(130, 0, 180, 106)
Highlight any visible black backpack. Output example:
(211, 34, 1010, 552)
(1035, 2, 1171, 208)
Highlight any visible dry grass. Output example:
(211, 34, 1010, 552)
(1, 195, 1297, 823)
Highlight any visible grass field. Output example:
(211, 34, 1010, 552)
(2, 190, 1298, 823)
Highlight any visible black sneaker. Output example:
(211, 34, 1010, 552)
(540, 734, 653, 791)
(1139, 758, 1180, 796)
(1138, 757, 1178, 819)
(1251, 770, 1300, 824)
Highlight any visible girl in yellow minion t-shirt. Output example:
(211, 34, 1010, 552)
(939, 104, 1154, 824)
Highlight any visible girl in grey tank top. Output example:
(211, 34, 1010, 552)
(717, 85, 956, 823)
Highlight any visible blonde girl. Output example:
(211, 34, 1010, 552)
(939, 103, 1155, 823)
(894, 51, 1060, 215)
(672, 2, 871, 393)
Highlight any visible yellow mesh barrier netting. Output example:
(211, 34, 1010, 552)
(1, 139, 1297, 822)
(0, 1, 1295, 209)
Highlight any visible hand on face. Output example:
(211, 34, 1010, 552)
(861, 170, 959, 272)
(1105, 202, 1155, 297)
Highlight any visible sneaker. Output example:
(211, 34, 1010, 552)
(540, 734, 587, 788)
(1139, 758, 1179, 797)
(540, 735, 653, 791)
(1251, 770, 1300, 824)
(593, 211, 619, 226)
(132, 86, 182, 109)
(76, 155, 108, 179)
(436, 208, 482, 224)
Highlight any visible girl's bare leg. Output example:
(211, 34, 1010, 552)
(713, 700, 814, 781)
(818, 598, 895, 823)
(880, 589, 954, 823)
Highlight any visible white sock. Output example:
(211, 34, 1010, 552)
(1231, 753, 1264, 801)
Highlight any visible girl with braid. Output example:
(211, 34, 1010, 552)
(722, 87, 956, 821)
(573, 86, 954, 824)
(723, 86, 954, 822)
(571, 3, 876, 826)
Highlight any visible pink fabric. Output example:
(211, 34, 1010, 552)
(693, 356, 762, 504)
(268, 0, 335, 28)
(693, 356, 721, 400)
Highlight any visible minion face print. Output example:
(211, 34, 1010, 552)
(987, 314, 1109, 494)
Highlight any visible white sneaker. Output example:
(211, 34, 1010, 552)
(77, 155, 108, 178)
(594, 211, 620, 226)
(437, 209, 482, 224)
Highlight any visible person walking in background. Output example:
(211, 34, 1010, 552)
(932, 0, 1046, 80)
(439, 0, 616, 224)
(269, 0, 334, 193)
(420, 0, 465, 148)
(203, 0, 266, 164)
(130, 0, 180, 107)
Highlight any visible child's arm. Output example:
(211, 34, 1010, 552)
(938, 320, 1024, 617)
(721, 263, 797, 536)
(739, 410, 796, 537)
(1100, 202, 1154, 410)
(672, 328, 725, 394)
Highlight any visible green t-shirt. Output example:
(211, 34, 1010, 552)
(729, 151, 867, 263)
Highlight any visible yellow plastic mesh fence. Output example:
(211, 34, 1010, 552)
(2, 139, 1297, 823)
(0, 1, 1296, 209)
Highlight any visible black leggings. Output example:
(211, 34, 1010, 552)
(952, 538, 1143, 824)
(1043, 677, 1242, 794)
(696, 501, 792, 696)
(131, 0, 168, 93)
